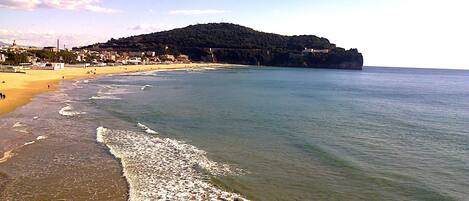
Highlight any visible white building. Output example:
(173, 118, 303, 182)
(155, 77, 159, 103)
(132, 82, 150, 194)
(0, 53, 6, 62)
(127, 57, 142, 65)
(302, 48, 330, 54)
(50, 63, 64, 70)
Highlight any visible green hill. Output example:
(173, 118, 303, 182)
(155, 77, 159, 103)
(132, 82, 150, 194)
(82, 23, 363, 69)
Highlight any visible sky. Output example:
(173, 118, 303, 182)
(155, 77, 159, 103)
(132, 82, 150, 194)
(0, 0, 468, 69)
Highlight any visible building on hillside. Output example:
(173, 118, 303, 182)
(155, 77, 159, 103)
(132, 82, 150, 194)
(127, 57, 142, 65)
(0, 53, 6, 62)
(145, 51, 156, 57)
(102, 51, 119, 62)
(27, 55, 37, 64)
(129, 52, 144, 57)
(177, 54, 190, 63)
(302, 48, 330, 54)
(159, 54, 176, 62)
(43, 46, 58, 52)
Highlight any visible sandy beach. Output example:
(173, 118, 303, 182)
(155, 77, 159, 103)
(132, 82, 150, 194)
(0, 63, 233, 115)
(0, 63, 245, 200)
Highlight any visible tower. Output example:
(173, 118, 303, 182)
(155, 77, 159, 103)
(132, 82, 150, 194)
(56, 39, 59, 52)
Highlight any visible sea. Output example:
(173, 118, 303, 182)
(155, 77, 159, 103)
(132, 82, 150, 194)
(1, 66, 468, 201)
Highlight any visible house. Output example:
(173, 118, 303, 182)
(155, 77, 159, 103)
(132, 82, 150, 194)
(145, 51, 156, 57)
(129, 52, 144, 57)
(31, 62, 64, 70)
(127, 57, 142, 65)
(0, 53, 6, 62)
(0, 66, 20, 73)
(302, 48, 330, 54)
(43, 46, 58, 52)
(177, 54, 190, 63)
(159, 54, 176, 62)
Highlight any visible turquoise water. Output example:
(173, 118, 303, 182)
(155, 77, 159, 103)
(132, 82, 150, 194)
(87, 67, 468, 201)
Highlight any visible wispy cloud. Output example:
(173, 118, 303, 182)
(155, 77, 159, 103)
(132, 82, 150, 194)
(169, 9, 227, 15)
(0, 0, 118, 13)
(129, 24, 173, 33)
(0, 29, 107, 47)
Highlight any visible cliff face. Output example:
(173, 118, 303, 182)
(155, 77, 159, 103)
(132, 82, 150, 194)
(82, 23, 363, 70)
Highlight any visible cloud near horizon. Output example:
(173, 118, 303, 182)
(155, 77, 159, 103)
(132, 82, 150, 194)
(0, 29, 107, 47)
(129, 24, 173, 33)
(169, 9, 227, 15)
(0, 0, 118, 13)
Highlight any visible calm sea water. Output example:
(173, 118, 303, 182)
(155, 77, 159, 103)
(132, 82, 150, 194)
(79, 67, 468, 201)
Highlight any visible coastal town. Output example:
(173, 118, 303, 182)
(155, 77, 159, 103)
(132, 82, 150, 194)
(0, 39, 191, 73)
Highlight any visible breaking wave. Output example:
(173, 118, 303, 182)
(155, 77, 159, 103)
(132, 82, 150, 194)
(137, 122, 158, 134)
(89, 95, 121, 100)
(59, 105, 86, 116)
(96, 126, 247, 201)
(141, 85, 152, 91)
(11, 122, 29, 133)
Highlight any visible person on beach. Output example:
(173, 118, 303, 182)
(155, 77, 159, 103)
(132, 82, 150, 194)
(48, 85, 50, 89)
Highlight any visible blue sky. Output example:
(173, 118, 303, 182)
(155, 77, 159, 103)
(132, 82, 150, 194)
(1, 0, 468, 69)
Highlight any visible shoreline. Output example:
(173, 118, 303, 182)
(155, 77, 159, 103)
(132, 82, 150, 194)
(0, 63, 238, 116)
(0, 64, 247, 200)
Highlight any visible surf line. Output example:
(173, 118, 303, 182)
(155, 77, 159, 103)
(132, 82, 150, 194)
(0, 136, 48, 164)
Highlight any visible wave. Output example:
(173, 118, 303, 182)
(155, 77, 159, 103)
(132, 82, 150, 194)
(89, 95, 122, 100)
(36, 135, 47, 140)
(96, 126, 247, 201)
(141, 85, 152, 91)
(137, 122, 158, 134)
(0, 150, 15, 164)
(0, 135, 48, 164)
(12, 122, 25, 128)
(59, 105, 86, 116)
(98, 85, 132, 95)
(11, 122, 29, 133)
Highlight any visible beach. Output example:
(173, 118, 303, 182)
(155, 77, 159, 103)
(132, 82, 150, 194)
(0, 63, 247, 200)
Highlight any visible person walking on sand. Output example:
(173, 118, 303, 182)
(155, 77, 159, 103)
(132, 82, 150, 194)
(48, 85, 50, 89)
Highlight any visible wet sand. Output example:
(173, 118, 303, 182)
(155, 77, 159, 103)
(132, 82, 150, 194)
(0, 82, 129, 200)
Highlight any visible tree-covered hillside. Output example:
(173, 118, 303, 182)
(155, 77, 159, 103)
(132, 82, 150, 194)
(82, 23, 363, 69)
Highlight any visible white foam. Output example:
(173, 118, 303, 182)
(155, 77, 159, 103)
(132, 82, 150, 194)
(98, 85, 131, 95)
(33, 116, 39, 120)
(96, 126, 106, 143)
(12, 122, 24, 128)
(24, 141, 35, 146)
(137, 122, 158, 135)
(0, 150, 15, 164)
(96, 126, 247, 201)
(11, 122, 28, 133)
(36, 136, 47, 140)
(59, 105, 86, 116)
(141, 85, 152, 91)
(89, 95, 121, 100)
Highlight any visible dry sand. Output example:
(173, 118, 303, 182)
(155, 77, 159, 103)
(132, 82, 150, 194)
(0, 63, 234, 115)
